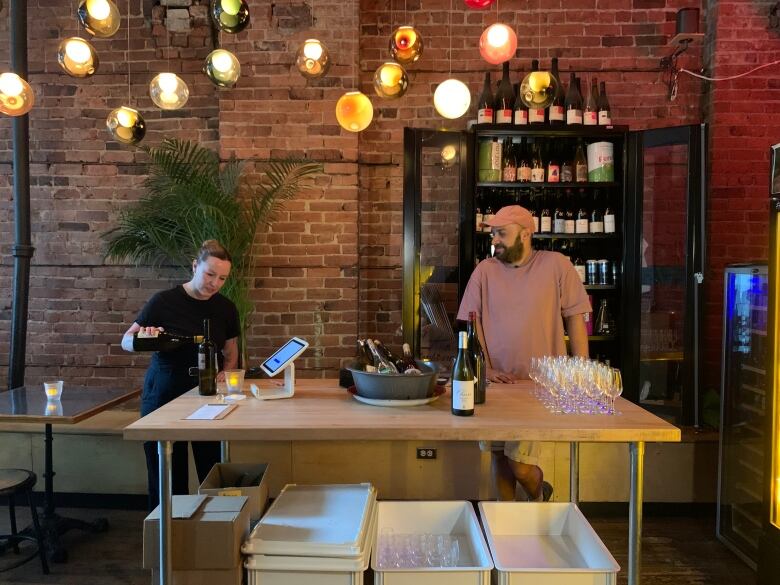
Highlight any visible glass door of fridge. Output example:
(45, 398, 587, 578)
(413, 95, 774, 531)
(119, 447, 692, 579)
(626, 124, 706, 425)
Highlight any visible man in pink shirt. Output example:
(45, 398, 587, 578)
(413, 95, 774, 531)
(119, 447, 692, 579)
(457, 205, 591, 501)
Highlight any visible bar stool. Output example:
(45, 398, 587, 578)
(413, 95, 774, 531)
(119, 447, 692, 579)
(0, 469, 49, 574)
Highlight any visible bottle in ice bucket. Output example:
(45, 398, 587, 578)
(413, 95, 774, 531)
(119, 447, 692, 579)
(198, 319, 217, 396)
(366, 339, 398, 374)
(451, 331, 475, 416)
(467, 312, 486, 404)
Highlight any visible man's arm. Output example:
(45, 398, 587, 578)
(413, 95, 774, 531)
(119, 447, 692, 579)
(565, 314, 589, 358)
(222, 337, 239, 370)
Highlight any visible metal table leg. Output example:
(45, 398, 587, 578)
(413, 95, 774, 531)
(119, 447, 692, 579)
(628, 441, 645, 585)
(221, 440, 230, 463)
(158, 441, 173, 585)
(570, 442, 579, 505)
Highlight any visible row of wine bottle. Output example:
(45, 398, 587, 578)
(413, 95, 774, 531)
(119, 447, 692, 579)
(477, 59, 612, 127)
(355, 338, 421, 375)
(480, 137, 599, 184)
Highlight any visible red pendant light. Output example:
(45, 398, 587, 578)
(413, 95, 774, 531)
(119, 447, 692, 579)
(479, 22, 517, 65)
(464, 0, 495, 8)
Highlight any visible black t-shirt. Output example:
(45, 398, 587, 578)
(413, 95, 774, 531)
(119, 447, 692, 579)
(135, 285, 240, 370)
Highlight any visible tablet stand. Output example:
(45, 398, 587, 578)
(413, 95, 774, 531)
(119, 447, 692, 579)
(250, 363, 296, 400)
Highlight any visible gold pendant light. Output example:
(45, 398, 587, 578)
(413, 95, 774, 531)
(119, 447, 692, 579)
(296, 39, 331, 79)
(335, 91, 373, 133)
(0, 72, 34, 117)
(520, 0, 557, 109)
(149, 73, 189, 110)
(77, 0, 120, 38)
(106, 106, 145, 145)
(211, 0, 250, 34)
(57, 37, 99, 78)
(390, 25, 423, 64)
(204, 49, 241, 88)
(373, 61, 409, 99)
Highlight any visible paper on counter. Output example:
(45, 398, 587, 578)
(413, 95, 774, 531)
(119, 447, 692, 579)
(185, 403, 236, 420)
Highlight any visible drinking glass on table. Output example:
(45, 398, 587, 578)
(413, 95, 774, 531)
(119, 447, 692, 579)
(224, 369, 245, 395)
(43, 380, 63, 401)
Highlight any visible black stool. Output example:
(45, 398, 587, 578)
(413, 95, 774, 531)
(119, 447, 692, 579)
(0, 469, 49, 574)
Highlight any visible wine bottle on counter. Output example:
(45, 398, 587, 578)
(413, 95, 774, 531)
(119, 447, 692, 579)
(467, 312, 486, 404)
(400, 343, 422, 375)
(495, 62, 515, 125)
(584, 77, 598, 126)
(198, 319, 217, 396)
(574, 140, 588, 182)
(528, 60, 546, 125)
(598, 81, 612, 125)
(451, 331, 475, 416)
(132, 330, 203, 352)
(548, 57, 565, 125)
(477, 72, 495, 124)
(366, 339, 398, 374)
(565, 72, 583, 125)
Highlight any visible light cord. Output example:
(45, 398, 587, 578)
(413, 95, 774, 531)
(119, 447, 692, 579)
(679, 60, 780, 81)
(127, 1, 131, 104)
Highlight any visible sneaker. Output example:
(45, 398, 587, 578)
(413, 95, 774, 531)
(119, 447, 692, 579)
(531, 481, 553, 502)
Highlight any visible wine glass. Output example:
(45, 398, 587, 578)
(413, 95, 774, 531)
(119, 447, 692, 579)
(606, 367, 623, 414)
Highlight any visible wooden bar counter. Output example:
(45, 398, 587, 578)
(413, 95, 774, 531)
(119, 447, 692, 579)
(124, 379, 680, 585)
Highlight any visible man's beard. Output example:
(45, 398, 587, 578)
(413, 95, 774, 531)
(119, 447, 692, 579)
(494, 236, 525, 263)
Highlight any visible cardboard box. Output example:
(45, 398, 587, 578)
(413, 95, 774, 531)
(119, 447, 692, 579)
(151, 567, 243, 585)
(143, 495, 250, 570)
(198, 463, 269, 523)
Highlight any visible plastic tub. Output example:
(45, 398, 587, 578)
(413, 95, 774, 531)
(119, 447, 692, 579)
(348, 362, 437, 400)
(478, 502, 619, 585)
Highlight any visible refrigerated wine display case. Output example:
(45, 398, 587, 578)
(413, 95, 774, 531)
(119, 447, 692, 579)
(402, 124, 706, 425)
(717, 263, 768, 568)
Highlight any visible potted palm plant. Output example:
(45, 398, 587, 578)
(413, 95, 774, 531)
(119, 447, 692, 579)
(103, 138, 323, 365)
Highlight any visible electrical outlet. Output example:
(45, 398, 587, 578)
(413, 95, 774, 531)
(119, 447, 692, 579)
(416, 447, 437, 460)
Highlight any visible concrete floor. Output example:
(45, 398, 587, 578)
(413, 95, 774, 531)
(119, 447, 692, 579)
(0, 505, 757, 585)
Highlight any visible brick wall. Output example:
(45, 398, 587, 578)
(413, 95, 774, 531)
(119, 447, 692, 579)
(3, 0, 748, 393)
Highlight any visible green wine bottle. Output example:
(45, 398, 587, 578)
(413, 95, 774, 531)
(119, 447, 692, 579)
(198, 319, 217, 396)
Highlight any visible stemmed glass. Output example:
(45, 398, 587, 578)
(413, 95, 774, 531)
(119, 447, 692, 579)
(605, 367, 623, 415)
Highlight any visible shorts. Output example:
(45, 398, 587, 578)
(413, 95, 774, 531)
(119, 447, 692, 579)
(479, 440, 540, 466)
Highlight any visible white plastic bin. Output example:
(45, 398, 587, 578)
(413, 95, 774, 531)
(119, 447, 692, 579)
(478, 502, 620, 585)
(243, 483, 377, 585)
(371, 501, 493, 585)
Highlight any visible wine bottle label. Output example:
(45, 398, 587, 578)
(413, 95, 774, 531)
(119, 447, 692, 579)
(567, 109, 583, 124)
(565, 219, 575, 234)
(490, 142, 502, 170)
(513, 109, 528, 125)
(584, 111, 598, 125)
(604, 214, 616, 233)
(575, 164, 588, 182)
(547, 165, 560, 182)
(576, 218, 589, 233)
(541, 216, 552, 232)
(531, 168, 545, 182)
(598, 111, 612, 125)
(561, 167, 573, 182)
(502, 166, 517, 182)
(549, 105, 564, 121)
(478, 108, 494, 124)
(529, 108, 545, 123)
(198, 352, 205, 369)
(590, 221, 604, 233)
(483, 215, 494, 231)
(575, 265, 586, 283)
(519, 166, 532, 182)
(496, 109, 513, 124)
(532, 216, 539, 232)
(553, 218, 565, 233)
(475, 213, 483, 231)
(366, 365, 377, 373)
(452, 380, 474, 411)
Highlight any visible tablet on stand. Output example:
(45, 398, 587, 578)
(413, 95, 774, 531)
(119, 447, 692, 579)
(249, 337, 309, 400)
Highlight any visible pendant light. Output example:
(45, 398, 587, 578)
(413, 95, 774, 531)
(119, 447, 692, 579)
(107, 8, 145, 145)
(373, 61, 409, 99)
(519, 0, 557, 109)
(434, 0, 470, 119)
(479, 23, 517, 65)
(57, 37, 99, 78)
(211, 0, 250, 34)
(335, 91, 373, 133)
(150, 73, 189, 110)
(295, 3, 330, 79)
(389, 1, 422, 64)
(464, 0, 495, 8)
(77, 0, 120, 38)
(440, 144, 458, 168)
(0, 72, 34, 117)
(204, 48, 241, 88)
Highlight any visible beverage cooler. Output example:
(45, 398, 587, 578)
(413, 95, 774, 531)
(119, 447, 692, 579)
(402, 123, 706, 425)
(758, 144, 780, 584)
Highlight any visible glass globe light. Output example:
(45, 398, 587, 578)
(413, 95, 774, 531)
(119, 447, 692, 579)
(335, 91, 373, 133)
(211, 0, 250, 34)
(464, 0, 495, 8)
(433, 78, 471, 119)
(440, 144, 458, 167)
(57, 37, 99, 78)
(0, 72, 34, 117)
(106, 106, 146, 145)
(390, 26, 423, 64)
(373, 62, 409, 99)
(203, 49, 241, 88)
(150, 73, 189, 110)
(295, 39, 331, 79)
(479, 23, 517, 65)
(519, 69, 558, 109)
(77, 0, 120, 38)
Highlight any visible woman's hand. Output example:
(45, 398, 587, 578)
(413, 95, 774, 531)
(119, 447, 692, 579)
(487, 367, 517, 383)
(137, 326, 164, 337)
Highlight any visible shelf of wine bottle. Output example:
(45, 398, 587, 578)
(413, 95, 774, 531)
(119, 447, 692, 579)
(476, 181, 620, 189)
(474, 231, 619, 239)
(473, 124, 629, 138)
(584, 284, 618, 291)
(565, 334, 618, 342)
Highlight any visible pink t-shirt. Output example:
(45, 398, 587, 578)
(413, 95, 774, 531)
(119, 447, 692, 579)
(456, 250, 591, 379)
